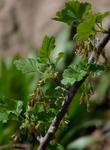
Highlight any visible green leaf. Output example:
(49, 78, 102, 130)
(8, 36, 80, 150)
(14, 37, 55, 74)
(31, 102, 45, 114)
(61, 59, 87, 85)
(0, 96, 17, 111)
(95, 12, 110, 23)
(89, 63, 107, 76)
(0, 112, 8, 123)
(74, 14, 96, 40)
(54, 1, 91, 25)
(39, 36, 55, 62)
(0, 96, 23, 122)
(14, 58, 38, 74)
(5, 100, 23, 121)
(41, 79, 56, 97)
(57, 144, 64, 150)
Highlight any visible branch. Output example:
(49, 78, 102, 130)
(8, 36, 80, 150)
(38, 28, 110, 150)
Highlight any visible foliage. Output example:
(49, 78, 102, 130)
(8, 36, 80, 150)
(55, 1, 110, 41)
(0, 96, 23, 122)
(0, 55, 32, 144)
(61, 58, 88, 85)
(54, 1, 91, 26)
(1, 0, 110, 149)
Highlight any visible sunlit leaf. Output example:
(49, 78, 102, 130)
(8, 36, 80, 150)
(74, 14, 96, 40)
(54, 1, 91, 25)
(0, 96, 23, 122)
(61, 59, 87, 85)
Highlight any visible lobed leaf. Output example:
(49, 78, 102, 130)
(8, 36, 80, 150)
(61, 59, 87, 85)
(39, 36, 55, 62)
(14, 58, 39, 74)
(54, 1, 91, 25)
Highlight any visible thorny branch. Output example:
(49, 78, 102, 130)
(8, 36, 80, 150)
(38, 28, 110, 150)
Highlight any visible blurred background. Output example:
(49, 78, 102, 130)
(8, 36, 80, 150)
(0, 0, 110, 150)
(0, 0, 110, 57)
(0, 0, 66, 57)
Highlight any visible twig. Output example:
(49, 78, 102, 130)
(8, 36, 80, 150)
(38, 28, 110, 150)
